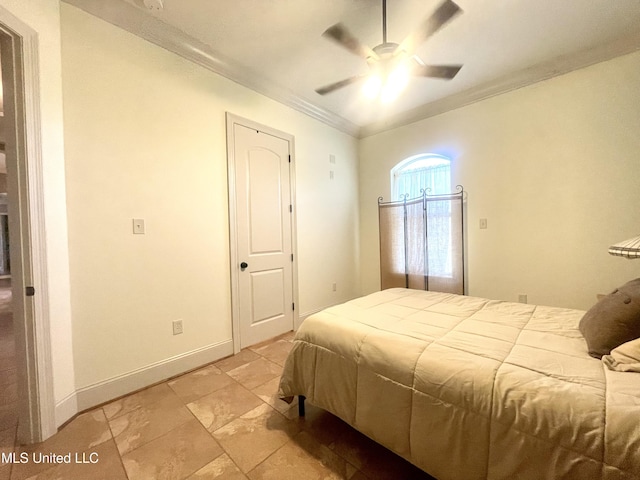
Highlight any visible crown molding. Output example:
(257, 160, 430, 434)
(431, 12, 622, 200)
(63, 0, 640, 140)
(62, 0, 360, 137)
(359, 32, 640, 138)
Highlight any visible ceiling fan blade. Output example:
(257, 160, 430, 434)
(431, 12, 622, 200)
(322, 23, 379, 61)
(413, 64, 463, 80)
(315, 75, 366, 95)
(395, 0, 462, 55)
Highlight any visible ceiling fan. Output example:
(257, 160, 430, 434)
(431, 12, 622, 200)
(315, 0, 463, 101)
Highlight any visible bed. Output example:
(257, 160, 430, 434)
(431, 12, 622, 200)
(278, 288, 640, 480)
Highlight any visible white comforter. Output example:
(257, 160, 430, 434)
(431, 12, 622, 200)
(278, 288, 640, 480)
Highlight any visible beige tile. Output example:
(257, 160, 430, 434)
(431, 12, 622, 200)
(0, 424, 16, 458)
(0, 404, 17, 432)
(0, 368, 16, 387)
(0, 341, 14, 355)
(361, 455, 434, 480)
(109, 391, 193, 455)
(187, 382, 262, 433)
(213, 404, 299, 473)
(345, 464, 359, 479)
(103, 383, 177, 420)
(214, 350, 260, 373)
(168, 364, 235, 404)
(248, 332, 294, 349)
(0, 355, 15, 372)
(0, 382, 17, 404)
(186, 453, 248, 480)
(226, 358, 282, 391)
(288, 403, 353, 448)
(12, 410, 112, 480)
(280, 331, 296, 342)
(247, 431, 352, 480)
(2, 330, 430, 480)
(16, 439, 127, 480)
(329, 427, 433, 480)
(250, 377, 297, 415)
(0, 354, 10, 365)
(328, 424, 377, 471)
(250, 340, 293, 366)
(348, 472, 368, 480)
(122, 419, 223, 480)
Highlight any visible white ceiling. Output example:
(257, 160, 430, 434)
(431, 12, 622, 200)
(65, 0, 640, 137)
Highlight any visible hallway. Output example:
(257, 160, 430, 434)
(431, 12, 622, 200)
(0, 278, 16, 480)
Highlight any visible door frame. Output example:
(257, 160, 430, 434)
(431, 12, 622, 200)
(0, 10, 56, 442)
(226, 113, 299, 353)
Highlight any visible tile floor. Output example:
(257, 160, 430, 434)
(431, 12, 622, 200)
(1, 279, 18, 480)
(1, 307, 435, 479)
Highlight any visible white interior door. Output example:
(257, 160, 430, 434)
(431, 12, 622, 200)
(231, 121, 295, 348)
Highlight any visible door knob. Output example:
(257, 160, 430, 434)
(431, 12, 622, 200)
(240, 262, 248, 271)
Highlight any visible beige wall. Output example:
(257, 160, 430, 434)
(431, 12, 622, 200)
(359, 50, 640, 311)
(60, 4, 360, 392)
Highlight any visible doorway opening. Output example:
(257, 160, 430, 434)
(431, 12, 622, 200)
(0, 35, 18, 447)
(0, 13, 56, 444)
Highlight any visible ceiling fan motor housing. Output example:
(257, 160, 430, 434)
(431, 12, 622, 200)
(372, 42, 401, 58)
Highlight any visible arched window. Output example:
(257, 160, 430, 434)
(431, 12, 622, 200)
(391, 154, 451, 200)
(387, 153, 454, 279)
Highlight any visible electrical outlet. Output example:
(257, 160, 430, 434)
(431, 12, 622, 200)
(172, 319, 183, 335)
(479, 218, 488, 229)
(518, 294, 528, 304)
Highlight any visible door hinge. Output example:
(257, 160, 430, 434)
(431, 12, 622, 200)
(288, 154, 291, 163)
(291, 254, 294, 262)
(292, 302, 295, 311)
(289, 204, 292, 213)
(25, 286, 35, 296)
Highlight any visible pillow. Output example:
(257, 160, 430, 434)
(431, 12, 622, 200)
(602, 337, 640, 372)
(579, 278, 640, 358)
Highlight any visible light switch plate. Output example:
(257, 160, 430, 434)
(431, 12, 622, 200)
(172, 319, 183, 335)
(133, 219, 145, 234)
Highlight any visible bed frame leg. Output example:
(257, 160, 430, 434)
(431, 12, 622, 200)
(298, 395, 306, 417)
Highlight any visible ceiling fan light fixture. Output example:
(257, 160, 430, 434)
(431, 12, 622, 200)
(384, 63, 410, 99)
(361, 62, 409, 103)
(362, 74, 383, 99)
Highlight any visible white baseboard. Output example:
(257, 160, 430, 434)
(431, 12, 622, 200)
(72, 340, 234, 413)
(55, 392, 78, 428)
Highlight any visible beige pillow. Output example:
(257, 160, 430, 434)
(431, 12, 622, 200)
(579, 278, 640, 358)
(602, 337, 640, 372)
